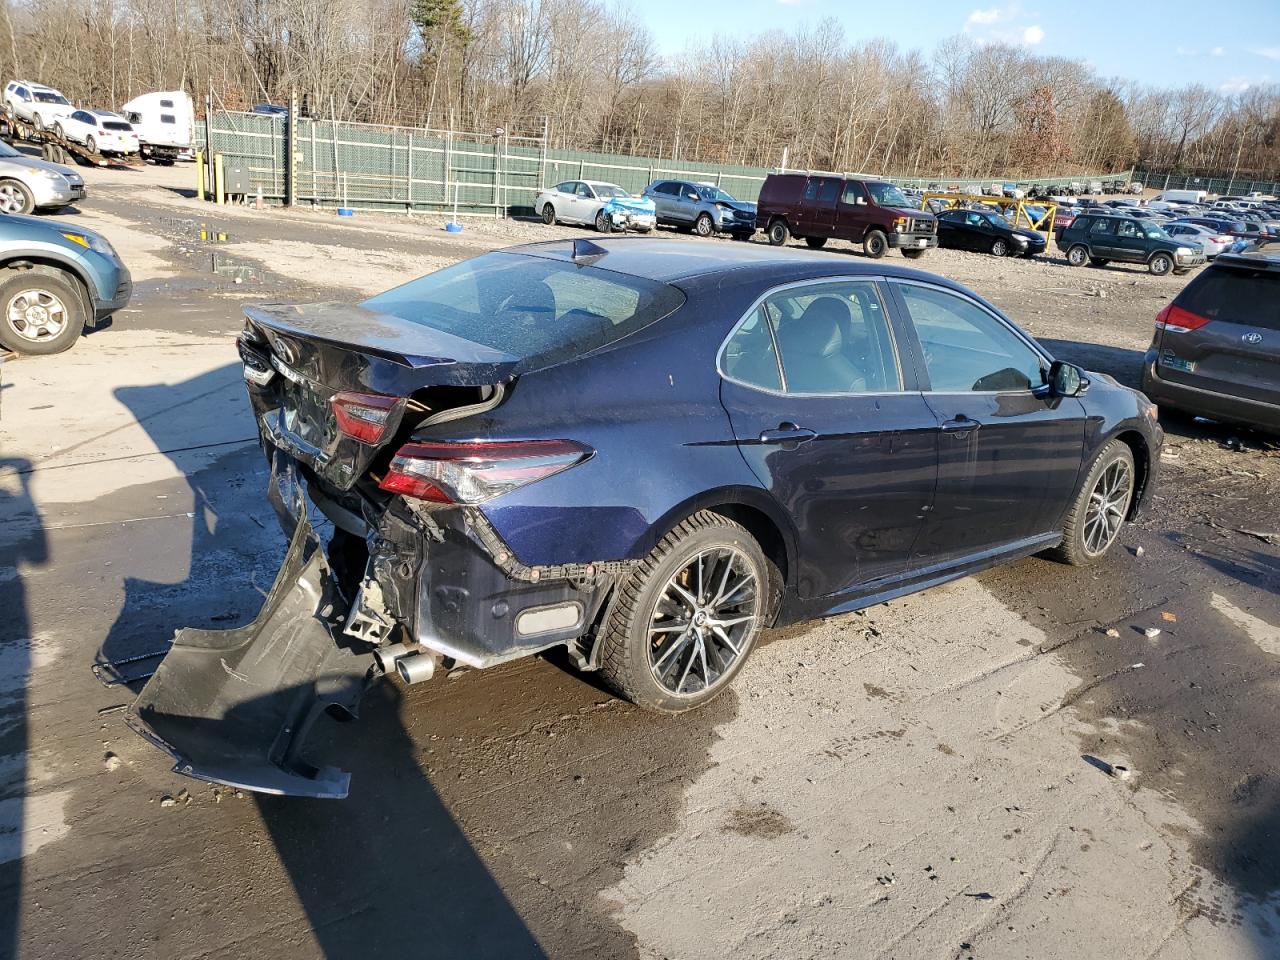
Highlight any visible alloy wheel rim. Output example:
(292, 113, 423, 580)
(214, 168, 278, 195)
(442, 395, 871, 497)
(1152, 256, 1170, 274)
(697, 216, 712, 236)
(0, 185, 23, 213)
(648, 546, 759, 697)
(6, 288, 68, 342)
(1083, 459, 1132, 556)
(994, 240, 1007, 256)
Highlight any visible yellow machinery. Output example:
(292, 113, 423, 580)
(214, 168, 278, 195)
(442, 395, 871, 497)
(920, 193, 1058, 236)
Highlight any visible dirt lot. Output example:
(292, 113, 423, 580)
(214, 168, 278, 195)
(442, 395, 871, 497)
(1, 161, 1278, 960)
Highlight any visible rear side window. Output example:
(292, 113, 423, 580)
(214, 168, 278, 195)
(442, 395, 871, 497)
(1177, 267, 1280, 331)
(802, 180, 819, 201)
(1088, 219, 1114, 235)
(363, 252, 686, 369)
(160, 114, 175, 124)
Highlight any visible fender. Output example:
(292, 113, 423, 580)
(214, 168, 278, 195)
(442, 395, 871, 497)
(0, 244, 102, 301)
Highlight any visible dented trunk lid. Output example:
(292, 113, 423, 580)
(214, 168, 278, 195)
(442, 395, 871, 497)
(241, 301, 518, 489)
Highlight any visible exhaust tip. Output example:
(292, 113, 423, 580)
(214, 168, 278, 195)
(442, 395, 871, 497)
(396, 652, 435, 685)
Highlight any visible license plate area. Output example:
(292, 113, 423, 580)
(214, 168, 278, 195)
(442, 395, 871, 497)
(1161, 353, 1196, 373)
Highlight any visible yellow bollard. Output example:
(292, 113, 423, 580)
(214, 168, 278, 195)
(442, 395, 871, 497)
(195, 149, 205, 201)
(213, 153, 224, 206)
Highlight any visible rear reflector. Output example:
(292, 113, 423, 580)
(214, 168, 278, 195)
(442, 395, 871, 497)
(331, 391, 401, 444)
(515, 602, 583, 637)
(1155, 303, 1212, 334)
(379, 439, 591, 504)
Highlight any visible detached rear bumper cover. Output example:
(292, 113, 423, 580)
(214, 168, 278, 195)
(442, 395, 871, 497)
(126, 511, 378, 798)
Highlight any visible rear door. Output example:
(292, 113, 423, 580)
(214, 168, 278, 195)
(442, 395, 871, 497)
(887, 280, 1087, 564)
(1086, 217, 1118, 258)
(719, 278, 938, 596)
(1155, 263, 1280, 408)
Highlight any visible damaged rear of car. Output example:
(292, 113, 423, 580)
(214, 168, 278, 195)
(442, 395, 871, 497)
(128, 242, 696, 796)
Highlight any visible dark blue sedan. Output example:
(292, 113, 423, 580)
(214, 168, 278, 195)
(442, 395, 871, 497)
(130, 237, 1163, 797)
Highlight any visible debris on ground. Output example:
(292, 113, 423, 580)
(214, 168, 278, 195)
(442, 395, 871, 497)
(1134, 545, 1145, 557)
(1144, 627, 1162, 639)
(1105, 628, 1121, 638)
(103, 752, 120, 771)
(159, 795, 177, 808)
(1161, 611, 1178, 622)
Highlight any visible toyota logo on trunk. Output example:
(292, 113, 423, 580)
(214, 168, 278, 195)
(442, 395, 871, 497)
(274, 337, 299, 365)
(1242, 332, 1264, 344)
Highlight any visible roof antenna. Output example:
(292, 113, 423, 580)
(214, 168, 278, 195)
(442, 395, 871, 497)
(572, 238, 608, 262)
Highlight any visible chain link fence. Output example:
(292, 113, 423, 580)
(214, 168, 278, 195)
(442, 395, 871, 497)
(1131, 167, 1280, 196)
(202, 110, 1138, 215)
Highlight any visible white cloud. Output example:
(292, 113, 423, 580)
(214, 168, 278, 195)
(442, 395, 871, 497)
(1210, 46, 1225, 56)
(1253, 46, 1280, 60)
(966, 7, 1002, 25)
(1219, 77, 1252, 94)
(1022, 24, 1044, 45)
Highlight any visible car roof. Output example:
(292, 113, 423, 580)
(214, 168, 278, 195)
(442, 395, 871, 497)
(1214, 246, 1280, 270)
(582, 180, 623, 189)
(503, 237, 966, 287)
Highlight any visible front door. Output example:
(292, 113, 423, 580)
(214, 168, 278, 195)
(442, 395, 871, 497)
(718, 278, 938, 597)
(1112, 218, 1149, 263)
(887, 280, 1087, 566)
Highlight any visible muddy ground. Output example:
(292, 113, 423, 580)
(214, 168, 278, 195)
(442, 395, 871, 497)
(0, 162, 1278, 960)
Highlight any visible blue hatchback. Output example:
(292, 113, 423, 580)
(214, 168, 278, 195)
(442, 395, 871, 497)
(131, 237, 1163, 797)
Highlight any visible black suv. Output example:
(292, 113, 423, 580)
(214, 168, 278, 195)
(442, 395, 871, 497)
(1058, 213, 1206, 275)
(1142, 247, 1280, 432)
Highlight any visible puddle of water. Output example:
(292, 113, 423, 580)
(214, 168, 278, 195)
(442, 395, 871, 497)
(209, 252, 260, 283)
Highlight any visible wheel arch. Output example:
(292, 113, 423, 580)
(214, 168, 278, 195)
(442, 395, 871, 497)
(1111, 428, 1152, 520)
(0, 253, 95, 318)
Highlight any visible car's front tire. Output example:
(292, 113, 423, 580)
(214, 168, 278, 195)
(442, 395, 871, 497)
(991, 238, 1009, 256)
(597, 511, 775, 713)
(805, 236, 827, 249)
(863, 229, 888, 259)
(694, 212, 715, 237)
(1050, 439, 1136, 566)
(0, 178, 33, 214)
(0, 267, 86, 355)
(595, 209, 612, 233)
(1149, 252, 1173, 276)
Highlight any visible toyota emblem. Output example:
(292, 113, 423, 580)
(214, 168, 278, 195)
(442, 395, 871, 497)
(274, 337, 299, 365)
(1242, 332, 1264, 345)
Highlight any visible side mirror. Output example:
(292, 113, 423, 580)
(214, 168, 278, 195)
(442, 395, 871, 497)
(1048, 360, 1089, 397)
(855, 196, 866, 206)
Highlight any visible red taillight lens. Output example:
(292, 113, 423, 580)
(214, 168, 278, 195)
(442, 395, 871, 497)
(331, 391, 401, 444)
(379, 439, 592, 504)
(1155, 303, 1211, 334)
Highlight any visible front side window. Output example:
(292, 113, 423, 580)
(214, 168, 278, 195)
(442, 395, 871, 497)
(554, 181, 574, 193)
(1116, 220, 1141, 238)
(723, 280, 901, 395)
(575, 183, 595, 198)
(896, 283, 1045, 393)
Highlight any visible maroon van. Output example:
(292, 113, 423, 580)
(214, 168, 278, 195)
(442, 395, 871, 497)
(755, 173, 937, 259)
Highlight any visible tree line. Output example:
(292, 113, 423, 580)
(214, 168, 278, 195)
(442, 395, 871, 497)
(2, 0, 1277, 181)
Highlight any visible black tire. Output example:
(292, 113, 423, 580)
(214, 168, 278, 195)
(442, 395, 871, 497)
(157, 157, 175, 167)
(767, 219, 790, 246)
(595, 209, 612, 233)
(86, 135, 97, 155)
(1049, 440, 1136, 566)
(694, 212, 715, 237)
(1066, 244, 1089, 267)
(901, 248, 928, 259)
(0, 268, 86, 355)
(0, 178, 33, 215)
(597, 511, 776, 713)
(1148, 252, 1173, 276)
(541, 203, 556, 225)
(863, 230, 888, 259)
(805, 236, 827, 249)
(991, 238, 1009, 257)
(731, 232, 753, 242)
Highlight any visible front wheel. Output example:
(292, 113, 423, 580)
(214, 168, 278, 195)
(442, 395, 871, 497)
(596, 511, 775, 713)
(805, 236, 827, 249)
(50, 122, 62, 139)
(1066, 244, 1089, 267)
(767, 219, 790, 246)
(0, 268, 86, 355)
(595, 209, 612, 233)
(694, 212, 715, 237)
(0, 178, 33, 215)
(1049, 440, 1135, 565)
(1148, 252, 1173, 276)
(541, 203, 556, 225)
(31, 113, 43, 132)
(863, 229, 888, 259)
(991, 238, 1009, 257)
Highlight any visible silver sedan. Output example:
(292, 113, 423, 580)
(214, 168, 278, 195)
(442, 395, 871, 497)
(1164, 221, 1232, 259)
(0, 140, 82, 214)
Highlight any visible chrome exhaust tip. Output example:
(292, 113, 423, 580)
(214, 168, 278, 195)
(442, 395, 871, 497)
(396, 652, 436, 684)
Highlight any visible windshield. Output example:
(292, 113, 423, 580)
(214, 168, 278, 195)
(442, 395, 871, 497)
(866, 182, 911, 208)
(363, 252, 685, 368)
(697, 186, 737, 203)
(34, 92, 68, 104)
(1144, 225, 1172, 240)
(593, 184, 629, 199)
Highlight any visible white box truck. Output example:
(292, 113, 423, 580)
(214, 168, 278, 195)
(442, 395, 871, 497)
(120, 91, 193, 165)
(1151, 189, 1207, 204)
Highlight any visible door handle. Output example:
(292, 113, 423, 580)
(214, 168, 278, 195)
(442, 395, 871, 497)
(759, 423, 817, 445)
(940, 415, 981, 436)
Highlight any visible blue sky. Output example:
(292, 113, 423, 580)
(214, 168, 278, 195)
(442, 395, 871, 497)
(640, 0, 1280, 93)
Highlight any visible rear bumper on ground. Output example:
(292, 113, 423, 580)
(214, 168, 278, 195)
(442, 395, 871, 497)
(1142, 353, 1280, 432)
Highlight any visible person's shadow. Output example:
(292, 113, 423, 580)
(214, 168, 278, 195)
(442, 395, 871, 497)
(105, 365, 548, 958)
(0, 458, 47, 956)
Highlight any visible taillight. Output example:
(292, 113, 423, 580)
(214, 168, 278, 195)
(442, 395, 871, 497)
(1154, 303, 1211, 334)
(331, 391, 401, 443)
(379, 439, 592, 504)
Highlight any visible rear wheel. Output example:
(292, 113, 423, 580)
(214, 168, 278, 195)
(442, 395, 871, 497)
(991, 238, 1009, 257)
(541, 203, 556, 225)
(0, 268, 86, 355)
(805, 236, 827, 249)
(1149, 252, 1173, 276)
(863, 230, 888, 259)
(50, 122, 62, 139)
(767, 219, 790, 246)
(694, 212, 715, 237)
(597, 511, 774, 713)
(86, 134, 97, 155)
(1050, 440, 1135, 565)
(1066, 244, 1089, 266)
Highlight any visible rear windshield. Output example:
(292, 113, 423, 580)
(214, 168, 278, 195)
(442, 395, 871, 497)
(103, 121, 132, 131)
(1177, 266, 1280, 331)
(363, 252, 685, 367)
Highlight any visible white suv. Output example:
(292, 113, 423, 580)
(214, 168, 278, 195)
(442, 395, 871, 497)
(4, 80, 76, 130)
